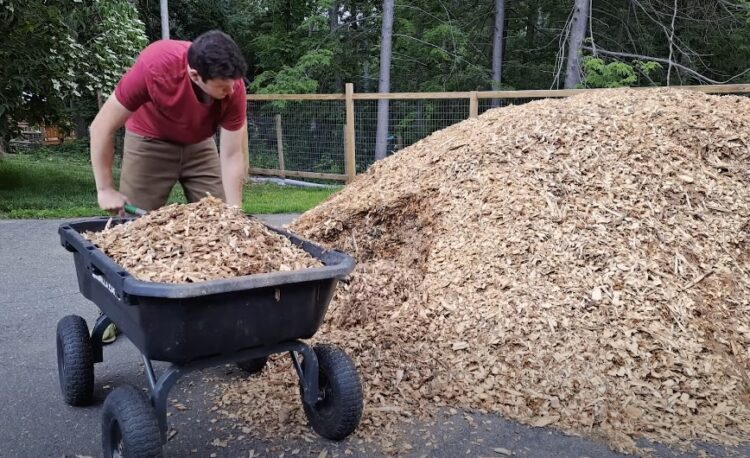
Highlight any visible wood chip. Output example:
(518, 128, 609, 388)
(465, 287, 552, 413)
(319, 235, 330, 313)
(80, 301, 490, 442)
(85, 196, 322, 283)
(531, 416, 559, 427)
(211, 439, 227, 448)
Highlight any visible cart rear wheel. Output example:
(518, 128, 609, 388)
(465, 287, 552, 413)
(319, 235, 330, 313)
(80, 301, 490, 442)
(56, 315, 94, 406)
(102, 385, 163, 458)
(301, 344, 363, 440)
(237, 356, 268, 375)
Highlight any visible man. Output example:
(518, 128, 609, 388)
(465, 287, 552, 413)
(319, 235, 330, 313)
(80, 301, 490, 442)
(89, 30, 249, 342)
(91, 30, 248, 214)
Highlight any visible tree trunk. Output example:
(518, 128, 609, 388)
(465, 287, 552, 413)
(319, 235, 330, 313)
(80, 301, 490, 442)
(160, 0, 169, 40)
(491, 0, 507, 108)
(363, 34, 371, 92)
(329, 1, 338, 30)
(363, 58, 371, 92)
(564, 0, 590, 89)
(666, 0, 678, 85)
(75, 117, 88, 139)
(330, 2, 343, 92)
(71, 97, 87, 139)
(375, 0, 394, 161)
(524, 6, 537, 61)
(492, 0, 506, 89)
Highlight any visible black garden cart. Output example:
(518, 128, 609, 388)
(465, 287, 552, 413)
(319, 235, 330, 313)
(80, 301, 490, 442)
(56, 217, 362, 457)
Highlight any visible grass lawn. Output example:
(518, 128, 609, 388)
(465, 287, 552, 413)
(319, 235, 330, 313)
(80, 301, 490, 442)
(0, 153, 340, 218)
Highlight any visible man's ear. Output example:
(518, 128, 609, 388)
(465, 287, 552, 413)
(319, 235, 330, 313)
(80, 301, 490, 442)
(187, 67, 201, 83)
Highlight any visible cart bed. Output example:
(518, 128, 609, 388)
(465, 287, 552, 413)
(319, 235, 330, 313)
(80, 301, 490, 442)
(59, 217, 354, 364)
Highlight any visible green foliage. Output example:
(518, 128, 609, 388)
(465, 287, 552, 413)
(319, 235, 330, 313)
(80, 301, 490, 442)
(588, 0, 750, 86)
(579, 57, 663, 88)
(15, 138, 91, 161)
(251, 50, 334, 94)
(0, 0, 146, 145)
(582, 57, 638, 88)
(3, 0, 748, 167)
(71, 0, 148, 96)
(1, 1, 80, 143)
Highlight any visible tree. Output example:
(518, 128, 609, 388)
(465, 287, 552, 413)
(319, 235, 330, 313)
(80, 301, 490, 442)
(564, 0, 590, 88)
(492, 0, 507, 90)
(583, 0, 750, 86)
(160, 0, 169, 39)
(0, 0, 146, 152)
(126, 0, 750, 96)
(69, 0, 148, 101)
(75, 0, 147, 135)
(1, 1, 79, 152)
(375, 0, 395, 161)
(581, 56, 661, 87)
(130, 0, 749, 177)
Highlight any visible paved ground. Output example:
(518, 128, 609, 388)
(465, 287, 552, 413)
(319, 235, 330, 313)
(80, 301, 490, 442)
(0, 218, 746, 457)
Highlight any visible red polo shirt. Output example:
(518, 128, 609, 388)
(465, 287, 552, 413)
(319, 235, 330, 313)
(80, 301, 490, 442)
(115, 40, 246, 144)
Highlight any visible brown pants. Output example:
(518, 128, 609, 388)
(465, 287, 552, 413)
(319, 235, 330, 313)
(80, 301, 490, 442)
(120, 131, 225, 210)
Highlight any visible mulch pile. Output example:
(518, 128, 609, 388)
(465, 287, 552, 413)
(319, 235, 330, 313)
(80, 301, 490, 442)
(216, 88, 750, 454)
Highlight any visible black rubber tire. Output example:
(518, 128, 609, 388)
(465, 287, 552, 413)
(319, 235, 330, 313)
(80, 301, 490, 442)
(102, 385, 163, 458)
(301, 344, 363, 440)
(237, 356, 268, 375)
(56, 315, 94, 406)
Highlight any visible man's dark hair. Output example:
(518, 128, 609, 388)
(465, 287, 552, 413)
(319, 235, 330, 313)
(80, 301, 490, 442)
(188, 31, 247, 80)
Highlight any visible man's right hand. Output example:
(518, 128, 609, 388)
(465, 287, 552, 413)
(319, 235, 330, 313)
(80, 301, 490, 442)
(97, 188, 129, 214)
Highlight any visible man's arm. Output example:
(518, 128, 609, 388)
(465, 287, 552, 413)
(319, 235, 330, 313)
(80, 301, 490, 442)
(90, 94, 133, 212)
(219, 122, 248, 207)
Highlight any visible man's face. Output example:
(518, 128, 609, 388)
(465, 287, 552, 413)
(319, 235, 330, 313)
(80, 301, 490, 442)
(188, 68, 236, 100)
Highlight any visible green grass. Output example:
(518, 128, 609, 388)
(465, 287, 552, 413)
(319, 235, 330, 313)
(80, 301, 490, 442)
(0, 153, 339, 218)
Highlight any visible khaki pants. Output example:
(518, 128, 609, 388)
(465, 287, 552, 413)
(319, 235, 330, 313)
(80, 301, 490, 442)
(120, 131, 225, 211)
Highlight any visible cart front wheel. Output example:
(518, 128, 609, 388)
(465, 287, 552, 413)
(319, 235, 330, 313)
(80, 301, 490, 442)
(237, 356, 268, 375)
(301, 344, 363, 440)
(102, 385, 163, 458)
(56, 315, 94, 406)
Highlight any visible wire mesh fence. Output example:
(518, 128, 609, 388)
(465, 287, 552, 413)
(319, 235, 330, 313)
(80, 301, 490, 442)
(247, 98, 473, 176)
(248, 86, 750, 181)
(248, 100, 346, 175)
(354, 98, 470, 170)
(246, 93, 573, 179)
(477, 97, 548, 115)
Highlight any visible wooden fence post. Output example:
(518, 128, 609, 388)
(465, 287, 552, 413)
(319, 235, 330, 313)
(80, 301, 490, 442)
(275, 114, 285, 178)
(344, 83, 356, 183)
(469, 91, 479, 118)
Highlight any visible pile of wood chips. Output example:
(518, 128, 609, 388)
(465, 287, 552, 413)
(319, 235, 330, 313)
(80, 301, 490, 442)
(216, 88, 750, 454)
(85, 196, 322, 283)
